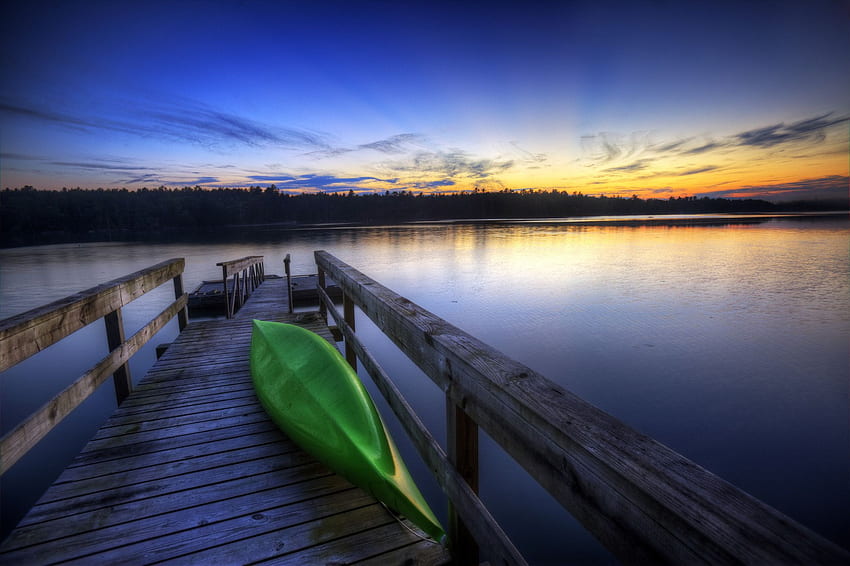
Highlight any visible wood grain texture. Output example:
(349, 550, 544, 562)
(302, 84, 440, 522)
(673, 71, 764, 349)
(215, 255, 264, 278)
(316, 250, 850, 565)
(104, 307, 132, 403)
(0, 273, 451, 565)
(319, 285, 525, 566)
(0, 258, 184, 371)
(0, 294, 188, 474)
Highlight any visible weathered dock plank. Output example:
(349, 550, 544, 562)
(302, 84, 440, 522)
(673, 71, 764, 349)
(231, 277, 292, 320)
(0, 276, 450, 564)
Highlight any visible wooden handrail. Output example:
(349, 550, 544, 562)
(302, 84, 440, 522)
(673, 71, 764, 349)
(216, 256, 265, 318)
(0, 258, 185, 372)
(0, 259, 188, 475)
(216, 255, 264, 278)
(316, 282, 526, 565)
(315, 250, 849, 565)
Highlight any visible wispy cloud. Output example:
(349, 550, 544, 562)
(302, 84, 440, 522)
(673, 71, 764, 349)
(654, 139, 692, 153)
(410, 178, 456, 190)
(242, 174, 298, 183)
(142, 103, 328, 148)
(306, 133, 426, 159)
(508, 141, 549, 165)
(50, 160, 157, 172)
(604, 159, 651, 173)
(0, 152, 44, 161)
(681, 141, 724, 155)
(581, 131, 652, 164)
(0, 101, 93, 131)
(384, 150, 514, 179)
(678, 165, 719, 176)
(586, 112, 848, 168)
(735, 113, 849, 148)
(186, 176, 220, 185)
(117, 173, 163, 185)
(696, 175, 849, 201)
(0, 96, 330, 150)
(359, 133, 425, 153)
(244, 173, 400, 192)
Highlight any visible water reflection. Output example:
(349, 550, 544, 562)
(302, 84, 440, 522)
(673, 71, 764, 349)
(1, 216, 848, 560)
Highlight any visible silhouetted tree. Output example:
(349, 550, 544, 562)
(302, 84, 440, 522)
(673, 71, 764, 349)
(1, 185, 841, 248)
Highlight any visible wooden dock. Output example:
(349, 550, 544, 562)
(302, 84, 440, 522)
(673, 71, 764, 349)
(0, 277, 450, 564)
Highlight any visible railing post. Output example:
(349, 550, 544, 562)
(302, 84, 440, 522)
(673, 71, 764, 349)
(173, 273, 188, 331)
(221, 265, 232, 318)
(447, 398, 479, 565)
(104, 308, 132, 405)
(343, 292, 356, 370)
(235, 271, 243, 311)
(236, 272, 241, 312)
(318, 267, 327, 321)
(284, 254, 293, 313)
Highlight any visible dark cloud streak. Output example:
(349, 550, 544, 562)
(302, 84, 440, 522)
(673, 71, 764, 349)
(588, 112, 848, 167)
(736, 113, 849, 148)
(682, 141, 723, 155)
(306, 133, 426, 159)
(0, 97, 330, 150)
(696, 175, 849, 201)
(358, 133, 424, 154)
(245, 173, 399, 190)
(605, 159, 651, 173)
(678, 165, 718, 176)
(50, 161, 157, 171)
(385, 150, 514, 179)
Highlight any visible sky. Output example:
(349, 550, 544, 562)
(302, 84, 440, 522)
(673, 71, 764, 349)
(1, 0, 848, 200)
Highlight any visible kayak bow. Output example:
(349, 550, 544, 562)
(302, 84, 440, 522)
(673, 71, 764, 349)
(250, 319, 445, 542)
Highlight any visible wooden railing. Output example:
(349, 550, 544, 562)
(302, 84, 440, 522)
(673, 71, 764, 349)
(217, 255, 264, 318)
(314, 251, 849, 565)
(0, 258, 188, 475)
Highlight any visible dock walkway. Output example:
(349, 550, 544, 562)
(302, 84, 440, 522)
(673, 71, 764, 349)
(0, 278, 449, 564)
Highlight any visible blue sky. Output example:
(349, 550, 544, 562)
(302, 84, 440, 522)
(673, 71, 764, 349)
(1, 0, 848, 200)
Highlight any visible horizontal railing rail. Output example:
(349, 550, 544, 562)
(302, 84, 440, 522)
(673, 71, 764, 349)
(0, 258, 188, 475)
(216, 255, 264, 318)
(314, 250, 849, 565)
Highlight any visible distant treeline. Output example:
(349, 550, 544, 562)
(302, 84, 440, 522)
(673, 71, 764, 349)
(1, 185, 845, 247)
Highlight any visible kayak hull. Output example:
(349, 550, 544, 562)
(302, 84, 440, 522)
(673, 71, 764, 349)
(250, 319, 445, 542)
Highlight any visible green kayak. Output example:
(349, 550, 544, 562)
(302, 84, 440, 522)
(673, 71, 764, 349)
(250, 319, 445, 542)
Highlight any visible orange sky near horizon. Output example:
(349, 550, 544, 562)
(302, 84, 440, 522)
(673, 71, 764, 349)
(2, 2, 848, 202)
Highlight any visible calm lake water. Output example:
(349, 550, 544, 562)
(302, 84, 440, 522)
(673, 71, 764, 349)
(1, 214, 848, 563)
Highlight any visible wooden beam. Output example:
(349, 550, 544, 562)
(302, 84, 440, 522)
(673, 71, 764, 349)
(284, 254, 293, 313)
(343, 292, 356, 370)
(315, 250, 850, 565)
(104, 308, 132, 405)
(0, 258, 184, 372)
(0, 294, 188, 475)
(447, 399, 479, 565)
(172, 274, 189, 331)
(317, 267, 327, 321)
(216, 256, 264, 279)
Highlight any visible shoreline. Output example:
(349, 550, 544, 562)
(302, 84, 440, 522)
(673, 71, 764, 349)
(1, 210, 847, 250)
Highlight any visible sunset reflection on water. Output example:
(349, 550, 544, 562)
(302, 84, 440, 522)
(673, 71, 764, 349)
(1, 215, 848, 560)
